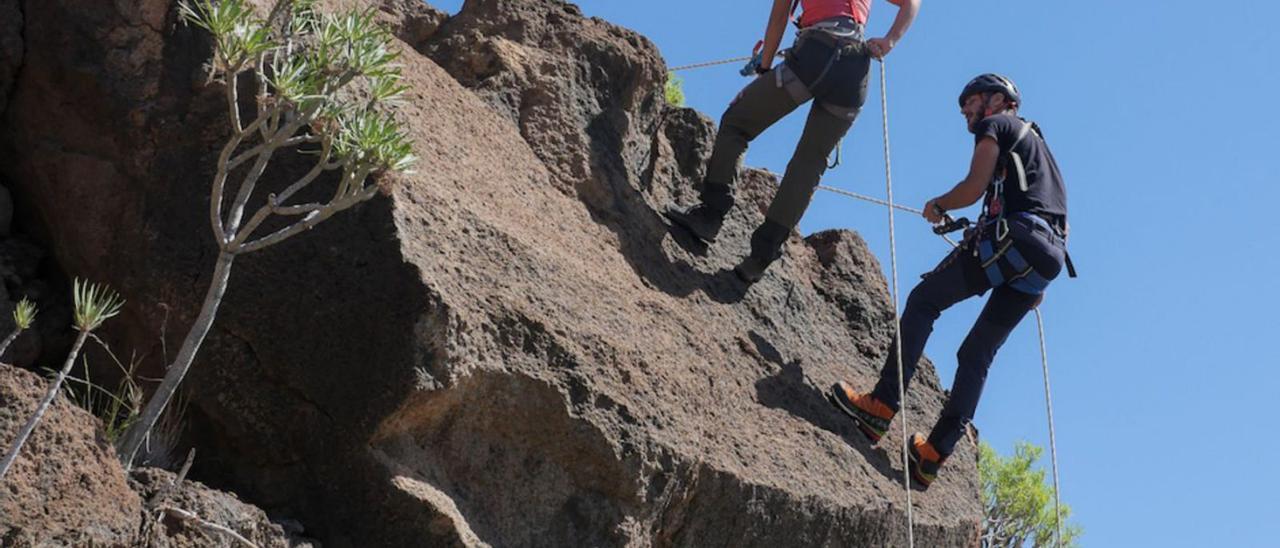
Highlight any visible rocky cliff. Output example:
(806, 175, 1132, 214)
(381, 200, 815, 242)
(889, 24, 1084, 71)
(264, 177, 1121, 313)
(0, 364, 300, 546)
(0, 0, 982, 546)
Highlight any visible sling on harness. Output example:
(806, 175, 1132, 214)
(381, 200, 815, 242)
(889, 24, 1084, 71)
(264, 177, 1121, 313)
(971, 119, 1077, 294)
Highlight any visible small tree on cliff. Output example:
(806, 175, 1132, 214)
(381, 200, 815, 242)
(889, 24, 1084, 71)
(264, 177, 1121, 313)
(0, 297, 37, 358)
(980, 441, 1083, 547)
(2, 280, 122, 480)
(116, 0, 415, 465)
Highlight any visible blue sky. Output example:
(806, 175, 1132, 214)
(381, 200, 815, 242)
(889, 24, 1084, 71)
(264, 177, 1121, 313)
(432, 1, 1280, 544)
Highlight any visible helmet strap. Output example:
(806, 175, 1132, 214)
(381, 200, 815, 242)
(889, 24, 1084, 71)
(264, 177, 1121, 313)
(982, 93, 1002, 117)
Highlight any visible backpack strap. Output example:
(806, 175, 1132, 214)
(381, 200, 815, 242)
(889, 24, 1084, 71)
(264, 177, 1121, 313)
(1008, 120, 1033, 192)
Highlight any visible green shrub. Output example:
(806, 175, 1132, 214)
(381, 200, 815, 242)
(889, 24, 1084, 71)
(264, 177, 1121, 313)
(665, 72, 685, 106)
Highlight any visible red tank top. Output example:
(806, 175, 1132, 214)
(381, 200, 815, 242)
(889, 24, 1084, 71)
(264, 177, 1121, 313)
(798, 0, 902, 27)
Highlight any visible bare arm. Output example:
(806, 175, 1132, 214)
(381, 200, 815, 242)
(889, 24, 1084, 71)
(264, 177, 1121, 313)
(759, 0, 794, 70)
(924, 137, 999, 220)
(868, 0, 921, 58)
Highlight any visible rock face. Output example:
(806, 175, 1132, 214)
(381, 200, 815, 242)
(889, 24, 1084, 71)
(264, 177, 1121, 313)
(0, 364, 142, 546)
(131, 467, 301, 548)
(0, 0, 983, 546)
(0, 364, 297, 547)
(378, 0, 450, 50)
(0, 232, 65, 370)
(0, 0, 21, 114)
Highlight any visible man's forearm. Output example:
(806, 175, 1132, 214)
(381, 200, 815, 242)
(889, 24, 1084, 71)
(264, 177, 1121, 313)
(935, 183, 984, 211)
(885, 0, 921, 43)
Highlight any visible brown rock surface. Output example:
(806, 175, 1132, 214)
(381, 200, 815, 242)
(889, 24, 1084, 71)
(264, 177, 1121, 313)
(0, 364, 142, 546)
(378, 0, 450, 50)
(0, 364, 301, 547)
(0, 0, 983, 546)
(131, 467, 299, 548)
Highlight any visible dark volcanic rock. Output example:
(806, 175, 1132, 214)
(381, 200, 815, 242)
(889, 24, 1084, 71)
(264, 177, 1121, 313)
(0, 0, 21, 115)
(0, 234, 66, 369)
(378, 0, 450, 50)
(0, 364, 299, 547)
(0, 0, 982, 546)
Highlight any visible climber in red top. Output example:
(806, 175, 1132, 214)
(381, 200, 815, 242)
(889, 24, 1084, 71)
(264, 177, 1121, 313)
(799, 0, 876, 28)
(665, 0, 919, 283)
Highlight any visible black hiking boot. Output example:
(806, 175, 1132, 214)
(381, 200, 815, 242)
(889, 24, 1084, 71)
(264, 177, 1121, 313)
(733, 219, 789, 284)
(663, 204, 725, 244)
(733, 255, 770, 284)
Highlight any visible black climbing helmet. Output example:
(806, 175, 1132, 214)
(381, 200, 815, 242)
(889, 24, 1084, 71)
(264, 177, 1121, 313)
(958, 73, 1021, 107)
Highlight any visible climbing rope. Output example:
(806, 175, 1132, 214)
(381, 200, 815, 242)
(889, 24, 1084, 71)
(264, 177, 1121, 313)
(669, 55, 754, 72)
(820, 184, 909, 211)
(877, 58, 915, 548)
(814, 184, 960, 248)
(1035, 308, 1064, 546)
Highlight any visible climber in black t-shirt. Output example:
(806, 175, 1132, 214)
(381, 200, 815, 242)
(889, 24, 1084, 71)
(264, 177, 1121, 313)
(828, 74, 1071, 489)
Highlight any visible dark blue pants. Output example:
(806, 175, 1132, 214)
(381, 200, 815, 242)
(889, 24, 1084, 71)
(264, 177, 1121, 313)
(871, 215, 1066, 456)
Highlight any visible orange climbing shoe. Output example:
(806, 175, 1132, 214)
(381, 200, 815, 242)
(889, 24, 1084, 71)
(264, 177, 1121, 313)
(907, 433, 945, 489)
(828, 381, 895, 443)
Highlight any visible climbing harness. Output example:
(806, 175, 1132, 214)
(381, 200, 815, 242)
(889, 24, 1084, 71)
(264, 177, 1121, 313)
(876, 58, 916, 548)
(969, 118, 1076, 294)
(784, 20, 867, 109)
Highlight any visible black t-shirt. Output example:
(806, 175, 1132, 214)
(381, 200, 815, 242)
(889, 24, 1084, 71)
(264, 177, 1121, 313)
(973, 113, 1068, 222)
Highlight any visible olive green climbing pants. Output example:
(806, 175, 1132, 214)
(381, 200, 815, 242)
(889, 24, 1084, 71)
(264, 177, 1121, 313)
(702, 58, 870, 232)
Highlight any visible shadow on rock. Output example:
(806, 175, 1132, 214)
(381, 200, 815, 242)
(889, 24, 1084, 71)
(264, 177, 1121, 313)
(663, 219, 710, 257)
(748, 331, 902, 485)
(580, 112, 749, 304)
(703, 268, 749, 304)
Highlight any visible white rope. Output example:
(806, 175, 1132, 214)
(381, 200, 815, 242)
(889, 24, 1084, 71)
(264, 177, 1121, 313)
(818, 184, 920, 214)
(877, 58, 915, 548)
(669, 56, 753, 72)
(815, 185, 960, 248)
(1034, 308, 1064, 546)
